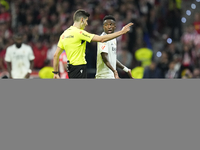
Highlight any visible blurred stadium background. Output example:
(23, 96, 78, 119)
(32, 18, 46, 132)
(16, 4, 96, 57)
(0, 0, 200, 79)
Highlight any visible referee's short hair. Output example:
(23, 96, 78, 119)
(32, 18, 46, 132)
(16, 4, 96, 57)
(73, 9, 90, 22)
(103, 15, 116, 22)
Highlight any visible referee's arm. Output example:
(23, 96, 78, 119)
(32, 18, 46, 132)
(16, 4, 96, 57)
(53, 46, 63, 72)
(91, 22, 133, 43)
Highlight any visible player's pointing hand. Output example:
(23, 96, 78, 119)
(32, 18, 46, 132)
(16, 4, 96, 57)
(121, 22, 134, 34)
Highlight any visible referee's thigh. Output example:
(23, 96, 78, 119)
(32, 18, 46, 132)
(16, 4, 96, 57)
(68, 65, 87, 78)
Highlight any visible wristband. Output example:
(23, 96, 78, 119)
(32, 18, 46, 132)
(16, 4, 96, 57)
(52, 71, 59, 74)
(28, 69, 32, 74)
(123, 67, 129, 72)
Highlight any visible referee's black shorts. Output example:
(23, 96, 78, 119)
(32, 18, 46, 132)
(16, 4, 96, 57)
(68, 64, 87, 78)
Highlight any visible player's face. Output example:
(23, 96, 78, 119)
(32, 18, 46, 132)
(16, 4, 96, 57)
(81, 17, 88, 29)
(14, 37, 23, 48)
(103, 19, 116, 34)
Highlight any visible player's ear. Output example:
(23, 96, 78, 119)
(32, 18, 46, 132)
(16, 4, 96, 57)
(81, 18, 84, 23)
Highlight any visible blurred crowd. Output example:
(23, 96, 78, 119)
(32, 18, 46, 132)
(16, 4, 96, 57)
(0, 0, 200, 79)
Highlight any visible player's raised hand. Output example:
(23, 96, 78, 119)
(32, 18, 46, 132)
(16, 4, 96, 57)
(54, 74, 60, 79)
(121, 23, 134, 34)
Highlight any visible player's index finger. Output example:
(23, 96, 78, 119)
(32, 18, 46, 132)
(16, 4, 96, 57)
(128, 22, 134, 26)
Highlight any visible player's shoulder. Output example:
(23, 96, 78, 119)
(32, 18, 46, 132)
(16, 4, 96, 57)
(66, 26, 80, 34)
(97, 32, 107, 44)
(22, 43, 31, 48)
(22, 43, 33, 50)
(6, 44, 15, 51)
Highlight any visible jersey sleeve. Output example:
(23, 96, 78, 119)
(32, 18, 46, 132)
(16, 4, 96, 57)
(57, 34, 64, 49)
(4, 48, 11, 62)
(98, 42, 108, 54)
(28, 46, 35, 60)
(78, 30, 95, 43)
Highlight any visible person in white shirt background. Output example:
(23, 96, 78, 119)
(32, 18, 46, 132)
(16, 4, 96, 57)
(95, 15, 134, 79)
(5, 33, 35, 79)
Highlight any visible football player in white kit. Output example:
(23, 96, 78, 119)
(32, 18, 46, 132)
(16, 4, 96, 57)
(95, 15, 134, 79)
(5, 33, 35, 79)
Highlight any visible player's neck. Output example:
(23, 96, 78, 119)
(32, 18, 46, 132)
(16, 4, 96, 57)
(73, 22, 81, 29)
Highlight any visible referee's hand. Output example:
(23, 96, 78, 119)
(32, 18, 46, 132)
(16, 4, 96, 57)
(121, 23, 134, 34)
(54, 74, 60, 79)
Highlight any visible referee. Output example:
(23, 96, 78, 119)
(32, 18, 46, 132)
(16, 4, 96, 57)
(53, 9, 133, 78)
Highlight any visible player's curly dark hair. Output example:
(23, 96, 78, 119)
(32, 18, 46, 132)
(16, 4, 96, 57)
(103, 15, 116, 22)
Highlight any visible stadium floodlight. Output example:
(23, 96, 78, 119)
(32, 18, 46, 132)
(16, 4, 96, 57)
(186, 10, 191, 16)
(167, 38, 172, 44)
(196, 0, 200, 2)
(191, 3, 196, 9)
(156, 51, 162, 57)
(181, 17, 186, 23)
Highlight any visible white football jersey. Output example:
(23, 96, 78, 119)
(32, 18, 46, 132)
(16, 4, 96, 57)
(5, 43, 35, 79)
(95, 32, 117, 79)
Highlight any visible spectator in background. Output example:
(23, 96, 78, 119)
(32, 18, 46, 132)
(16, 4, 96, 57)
(181, 68, 193, 79)
(59, 51, 69, 79)
(165, 61, 178, 79)
(0, 22, 12, 40)
(38, 59, 54, 79)
(0, 4, 11, 25)
(167, 0, 182, 41)
(193, 12, 200, 34)
(173, 54, 181, 74)
(178, 44, 194, 78)
(192, 68, 200, 78)
(117, 43, 133, 78)
(32, 36, 48, 69)
(157, 51, 169, 78)
(4, 33, 35, 79)
(181, 24, 197, 45)
(47, 34, 59, 65)
(193, 45, 200, 68)
(0, 37, 6, 71)
(135, 43, 153, 68)
(166, 42, 180, 62)
(181, 44, 194, 69)
(131, 61, 144, 79)
(143, 61, 162, 78)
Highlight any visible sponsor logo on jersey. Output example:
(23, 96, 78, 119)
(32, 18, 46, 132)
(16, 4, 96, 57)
(66, 35, 74, 38)
(62, 35, 74, 39)
(101, 45, 106, 50)
(82, 33, 90, 38)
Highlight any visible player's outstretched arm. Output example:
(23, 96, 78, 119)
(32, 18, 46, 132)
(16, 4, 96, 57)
(53, 46, 64, 79)
(91, 23, 134, 43)
(116, 60, 134, 79)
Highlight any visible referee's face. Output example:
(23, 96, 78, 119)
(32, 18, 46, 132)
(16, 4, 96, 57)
(103, 19, 116, 34)
(81, 17, 88, 29)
